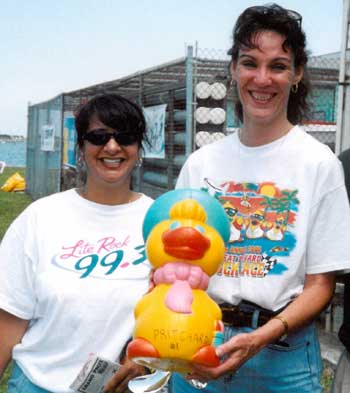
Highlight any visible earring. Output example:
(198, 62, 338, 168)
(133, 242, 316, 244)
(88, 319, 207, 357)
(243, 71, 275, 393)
(77, 152, 84, 165)
(76, 151, 87, 186)
(229, 79, 235, 91)
(135, 157, 143, 168)
(291, 83, 298, 93)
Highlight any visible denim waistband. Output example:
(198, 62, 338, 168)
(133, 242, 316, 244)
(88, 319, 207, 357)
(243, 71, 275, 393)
(8, 362, 52, 393)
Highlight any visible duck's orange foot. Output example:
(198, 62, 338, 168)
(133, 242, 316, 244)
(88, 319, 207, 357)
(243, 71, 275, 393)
(191, 345, 220, 367)
(127, 337, 160, 359)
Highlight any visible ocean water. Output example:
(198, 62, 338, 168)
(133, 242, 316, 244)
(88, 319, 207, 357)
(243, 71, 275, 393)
(0, 141, 26, 167)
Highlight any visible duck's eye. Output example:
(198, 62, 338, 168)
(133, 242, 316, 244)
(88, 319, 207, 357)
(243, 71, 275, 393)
(170, 221, 180, 230)
(195, 225, 205, 234)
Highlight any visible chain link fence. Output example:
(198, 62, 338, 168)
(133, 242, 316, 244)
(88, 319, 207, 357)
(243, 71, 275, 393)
(192, 47, 341, 152)
(58, 57, 191, 199)
(26, 95, 62, 200)
(26, 56, 192, 200)
(27, 47, 345, 200)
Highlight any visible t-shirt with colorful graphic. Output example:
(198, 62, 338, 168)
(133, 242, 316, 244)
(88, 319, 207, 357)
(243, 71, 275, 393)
(176, 126, 350, 311)
(0, 189, 153, 392)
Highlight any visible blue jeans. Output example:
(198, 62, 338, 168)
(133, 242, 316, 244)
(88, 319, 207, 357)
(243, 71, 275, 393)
(170, 323, 323, 393)
(8, 362, 51, 393)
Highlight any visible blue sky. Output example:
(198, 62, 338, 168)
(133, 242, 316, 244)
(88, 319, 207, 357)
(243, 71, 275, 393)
(1, 0, 344, 135)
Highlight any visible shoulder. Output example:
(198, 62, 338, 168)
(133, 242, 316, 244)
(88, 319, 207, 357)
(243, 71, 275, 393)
(2, 190, 76, 242)
(27, 189, 77, 213)
(185, 134, 235, 164)
(137, 194, 154, 209)
(16, 189, 78, 225)
(291, 126, 340, 168)
(293, 126, 334, 153)
(176, 134, 235, 188)
(197, 133, 235, 155)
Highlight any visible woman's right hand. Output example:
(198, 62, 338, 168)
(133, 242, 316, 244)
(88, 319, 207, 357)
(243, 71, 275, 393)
(103, 358, 146, 393)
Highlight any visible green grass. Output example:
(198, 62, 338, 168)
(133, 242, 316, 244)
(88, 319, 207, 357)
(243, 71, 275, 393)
(0, 167, 32, 391)
(0, 363, 12, 392)
(321, 364, 335, 393)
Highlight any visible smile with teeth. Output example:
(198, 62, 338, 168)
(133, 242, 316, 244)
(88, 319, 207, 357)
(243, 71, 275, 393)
(250, 91, 276, 102)
(100, 158, 123, 164)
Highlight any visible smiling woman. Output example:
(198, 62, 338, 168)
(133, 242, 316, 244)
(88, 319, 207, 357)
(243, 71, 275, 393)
(0, 94, 154, 393)
(231, 30, 303, 145)
(75, 94, 147, 205)
(171, 3, 350, 393)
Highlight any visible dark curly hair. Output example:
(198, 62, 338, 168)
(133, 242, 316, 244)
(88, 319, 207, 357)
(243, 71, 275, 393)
(228, 3, 311, 124)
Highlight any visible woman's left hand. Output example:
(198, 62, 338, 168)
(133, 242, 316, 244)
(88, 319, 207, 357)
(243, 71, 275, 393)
(103, 358, 146, 393)
(187, 331, 263, 381)
(187, 272, 336, 383)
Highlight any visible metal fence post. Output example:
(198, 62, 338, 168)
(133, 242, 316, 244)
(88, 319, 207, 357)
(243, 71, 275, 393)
(336, 0, 350, 155)
(185, 45, 194, 156)
(59, 94, 64, 191)
(135, 75, 144, 192)
(167, 90, 175, 189)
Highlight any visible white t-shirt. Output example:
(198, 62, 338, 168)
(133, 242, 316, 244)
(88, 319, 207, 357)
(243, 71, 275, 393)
(0, 189, 153, 392)
(176, 126, 350, 311)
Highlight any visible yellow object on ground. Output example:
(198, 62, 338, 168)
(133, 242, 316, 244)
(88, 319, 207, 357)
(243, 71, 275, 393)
(1, 172, 26, 192)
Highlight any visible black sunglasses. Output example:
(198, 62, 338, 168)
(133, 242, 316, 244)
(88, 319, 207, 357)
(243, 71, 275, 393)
(83, 128, 138, 146)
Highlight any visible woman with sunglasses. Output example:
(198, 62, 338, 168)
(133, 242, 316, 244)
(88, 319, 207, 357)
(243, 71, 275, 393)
(0, 94, 153, 393)
(171, 4, 350, 393)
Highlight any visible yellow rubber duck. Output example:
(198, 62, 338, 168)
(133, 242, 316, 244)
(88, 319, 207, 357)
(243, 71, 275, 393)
(127, 189, 230, 373)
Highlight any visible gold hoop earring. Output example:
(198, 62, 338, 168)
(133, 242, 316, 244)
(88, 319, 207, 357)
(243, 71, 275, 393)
(291, 83, 298, 94)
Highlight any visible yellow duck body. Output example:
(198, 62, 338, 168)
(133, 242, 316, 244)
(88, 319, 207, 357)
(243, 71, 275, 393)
(132, 284, 222, 372)
(127, 189, 230, 373)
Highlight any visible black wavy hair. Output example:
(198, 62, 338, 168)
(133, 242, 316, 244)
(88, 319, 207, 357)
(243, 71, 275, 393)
(75, 93, 147, 149)
(228, 3, 311, 124)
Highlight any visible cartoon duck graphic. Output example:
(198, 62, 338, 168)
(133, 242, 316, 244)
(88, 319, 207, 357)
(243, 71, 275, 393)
(265, 215, 286, 241)
(127, 189, 230, 373)
(245, 209, 265, 239)
(223, 201, 244, 243)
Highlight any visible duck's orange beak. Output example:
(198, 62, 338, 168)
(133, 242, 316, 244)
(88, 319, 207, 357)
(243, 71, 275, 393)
(162, 227, 210, 260)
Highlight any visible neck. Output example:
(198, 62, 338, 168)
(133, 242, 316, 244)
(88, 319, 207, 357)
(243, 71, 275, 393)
(240, 119, 294, 147)
(79, 181, 137, 205)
